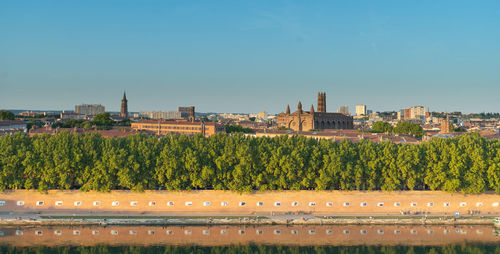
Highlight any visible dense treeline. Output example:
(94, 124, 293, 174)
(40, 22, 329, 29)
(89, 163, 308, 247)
(1, 244, 499, 254)
(0, 132, 499, 193)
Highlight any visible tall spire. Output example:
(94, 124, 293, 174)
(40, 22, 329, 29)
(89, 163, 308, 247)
(297, 101, 302, 111)
(120, 91, 128, 118)
(310, 104, 315, 114)
(286, 105, 290, 114)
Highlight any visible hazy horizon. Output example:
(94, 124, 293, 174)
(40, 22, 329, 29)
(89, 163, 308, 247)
(1, 1, 499, 114)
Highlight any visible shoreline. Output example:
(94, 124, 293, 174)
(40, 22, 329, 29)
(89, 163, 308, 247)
(1, 215, 497, 227)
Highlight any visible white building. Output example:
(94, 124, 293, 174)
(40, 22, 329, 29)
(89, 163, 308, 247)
(75, 104, 105, 116)
(355, 105, 367, 116)
(139, 111, 183, 120)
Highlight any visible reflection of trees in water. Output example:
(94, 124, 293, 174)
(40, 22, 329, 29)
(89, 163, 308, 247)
(1, 244, 500, 254)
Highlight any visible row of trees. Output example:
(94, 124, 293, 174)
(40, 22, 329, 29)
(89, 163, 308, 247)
(372, 121, 425, 137)
(0, 132, 498, 193)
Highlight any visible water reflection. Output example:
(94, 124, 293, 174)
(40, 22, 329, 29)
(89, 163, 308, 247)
(0, 225, 498, 247)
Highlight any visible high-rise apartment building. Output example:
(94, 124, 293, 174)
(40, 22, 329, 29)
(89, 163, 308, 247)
(355, 105, 367, 116)
(75, 104, 105, 116)
(338, 105, 350, 115)
(399, 106, 426, 120)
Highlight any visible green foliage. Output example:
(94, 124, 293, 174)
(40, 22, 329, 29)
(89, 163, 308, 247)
(92, 113, 114, 130)
(394, 121, 424, 137)
(225, 125, 254, 133)
(0, 132, 498, 193)
(371, 121, 393, 133)
(0, 110, 15, 120)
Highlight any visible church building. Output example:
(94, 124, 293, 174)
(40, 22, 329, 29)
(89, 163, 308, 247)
(277, 92, 354, 132)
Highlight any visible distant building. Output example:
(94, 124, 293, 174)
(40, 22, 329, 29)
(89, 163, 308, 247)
(400, 106, 426, 121)
(178, 106, 194, 118)
(277, 92, 354, 131)
(0, 120, 27, 133)
(440, 115, 451, 133)
(338, 105, 350, 115)
(140, 111, 183, 120)
(131, 120, 225, 137)
(75, 104, 105, 116)
(60, 112, 85, 121)
(355, 105, 367, 116)
(120, 92, 128, 118)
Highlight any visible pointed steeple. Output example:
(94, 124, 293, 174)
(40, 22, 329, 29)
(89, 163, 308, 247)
(297, 101, 302, 111)
(122, 91, 127, 100)
(310, 104, 315, 114)
(286, 105, 290, 114)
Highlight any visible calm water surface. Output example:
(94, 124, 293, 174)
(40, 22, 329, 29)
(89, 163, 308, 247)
(0, 225, 498, 253)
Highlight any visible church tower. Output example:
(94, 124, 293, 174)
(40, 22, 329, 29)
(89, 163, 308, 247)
(317, 92, 326, 112)
(120, 92, 128, 118)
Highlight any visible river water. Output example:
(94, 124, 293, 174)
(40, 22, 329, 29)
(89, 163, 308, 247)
(0, 225, 499, 253)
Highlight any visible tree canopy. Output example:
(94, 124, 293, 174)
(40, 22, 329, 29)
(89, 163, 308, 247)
(0, 132, 498, 193)
(0, 110, 15, 120)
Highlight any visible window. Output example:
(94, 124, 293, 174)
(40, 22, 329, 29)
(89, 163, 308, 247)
(166, 230, 174, 235)
(220, 230, 227, 235)
(377, 229, 384, 235)
(492, 202, 499, 207)
(35, 230, 43, 236)
(427, 202, 434, 207)
(476, 202, 483, 207)
(343, 230, 350, 234)
(460, 202, 467, 207)
(274, 230, 281, 235)
(308, 230, 316, 235)
(202, 230, 210, 235)
(410, 202, 417, 207)
(410, 229, 418, 235)
(257, 202, 264, 206)
(291, 230, 298, 235)
(394, 230, 401, 234)
(73, 230, 80, 235)
(167, 201, 174, 206)
(112, 201, 119, 206)
(92, 230, 99, 235)
(15, 230, 23, 236)
(149, 201, 156, 206)
(17, 201, 24, 206)
(238, 230, 245, 235)
(221, 202, 228, 206)
(394, 202, 401, 207)
(326, 229, 333, 235)
(238, 202, 246, 206)
(130, 201, 138, 206)
(360, 229, 367, 235)
(36, 201, 44, 206)
(54, 230, 62, 236)
(203, 201, 211, 206)
(443, 229, 450, 234)
(308, 202, 316, 207)
(291, 201, 299, 207)
(111, 230, 118, 235)
(129, 230, 137, 235)
(55, 201, 63, 206)
(377, 202, 384, 207)
(274, 202, 281, 206)
(0, 201, 5, 206)
(427, 229, 434, 234)
(93, 201, 100, 206)
(326, 202, 333, 207)
(343, 202, 350, 207)
(185, 202, 192, 206)
(256, 229, 263, 235)
(443, 202, 450, 207)
(74, 201, 82, 206)
(148, 230, 155, 235)
(360, 202, 367, 207)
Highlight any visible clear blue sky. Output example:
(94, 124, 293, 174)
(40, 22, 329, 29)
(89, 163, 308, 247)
(1, 0, 499, 114)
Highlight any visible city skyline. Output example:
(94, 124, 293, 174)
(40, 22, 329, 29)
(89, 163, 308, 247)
(1, 1, 500, 113)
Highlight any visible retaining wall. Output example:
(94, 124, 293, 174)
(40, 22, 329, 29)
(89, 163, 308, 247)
(0, 190, 499, 215)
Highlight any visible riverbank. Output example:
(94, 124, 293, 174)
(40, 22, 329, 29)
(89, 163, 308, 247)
(0, 213, 497, 226)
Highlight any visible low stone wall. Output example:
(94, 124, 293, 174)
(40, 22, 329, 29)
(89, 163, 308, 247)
(0, 190, 499, 215)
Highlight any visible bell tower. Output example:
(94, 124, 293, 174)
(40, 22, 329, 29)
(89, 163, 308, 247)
(120, 91, 128, 118)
